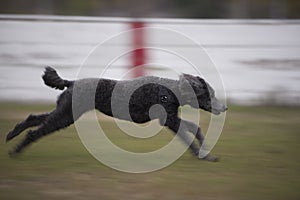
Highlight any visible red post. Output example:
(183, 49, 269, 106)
(130, 21, 146, 77)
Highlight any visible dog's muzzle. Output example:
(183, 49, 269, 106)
(211, 97, 227, 115)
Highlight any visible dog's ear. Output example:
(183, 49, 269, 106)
(178, 74, 191, 95)
(179, 74, 206, 96)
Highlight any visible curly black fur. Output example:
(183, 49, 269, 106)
(6, 67, 227, 161)
(42, 66, 73, 90)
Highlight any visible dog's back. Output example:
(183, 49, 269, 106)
(50, 74, 179, 123)
(100, 76, 179, 123)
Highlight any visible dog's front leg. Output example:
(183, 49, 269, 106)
(180, 119, 204, 145)
(180, 120, 219, 162)
(163, 116, 199, 156)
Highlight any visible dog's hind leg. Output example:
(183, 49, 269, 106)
(6, 113, 50, 142)
(9, 108, 75, 156)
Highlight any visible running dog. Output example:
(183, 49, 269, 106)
(6, 67, 227, 161)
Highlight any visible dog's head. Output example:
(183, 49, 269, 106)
(178, 74, 227, 115)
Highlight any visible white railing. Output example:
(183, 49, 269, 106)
(0, 14, 300, 105)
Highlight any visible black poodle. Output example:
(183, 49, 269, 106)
(6, 67, 227, 161)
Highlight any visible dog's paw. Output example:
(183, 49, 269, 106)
(200, 154, 220, 162)
(8, 149, 18, 158)
(8, 147, 22, 158)
(6, 131, 15, 142)
(6, 132, 13, 142)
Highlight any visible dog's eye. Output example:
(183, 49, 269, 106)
(160, 95, 168, 103)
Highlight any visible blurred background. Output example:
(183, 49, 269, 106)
(1, 0, 300, 18)
(0, 1, 300, 200)
(0, 0, 299, 105)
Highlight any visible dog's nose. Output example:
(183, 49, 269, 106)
(224, 106, 228, 111)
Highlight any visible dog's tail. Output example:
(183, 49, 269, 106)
(42, 66, 73, 90)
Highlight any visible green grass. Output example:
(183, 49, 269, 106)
(0, 102, 299, 200)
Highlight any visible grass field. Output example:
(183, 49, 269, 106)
(0, 102, 299, 200)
